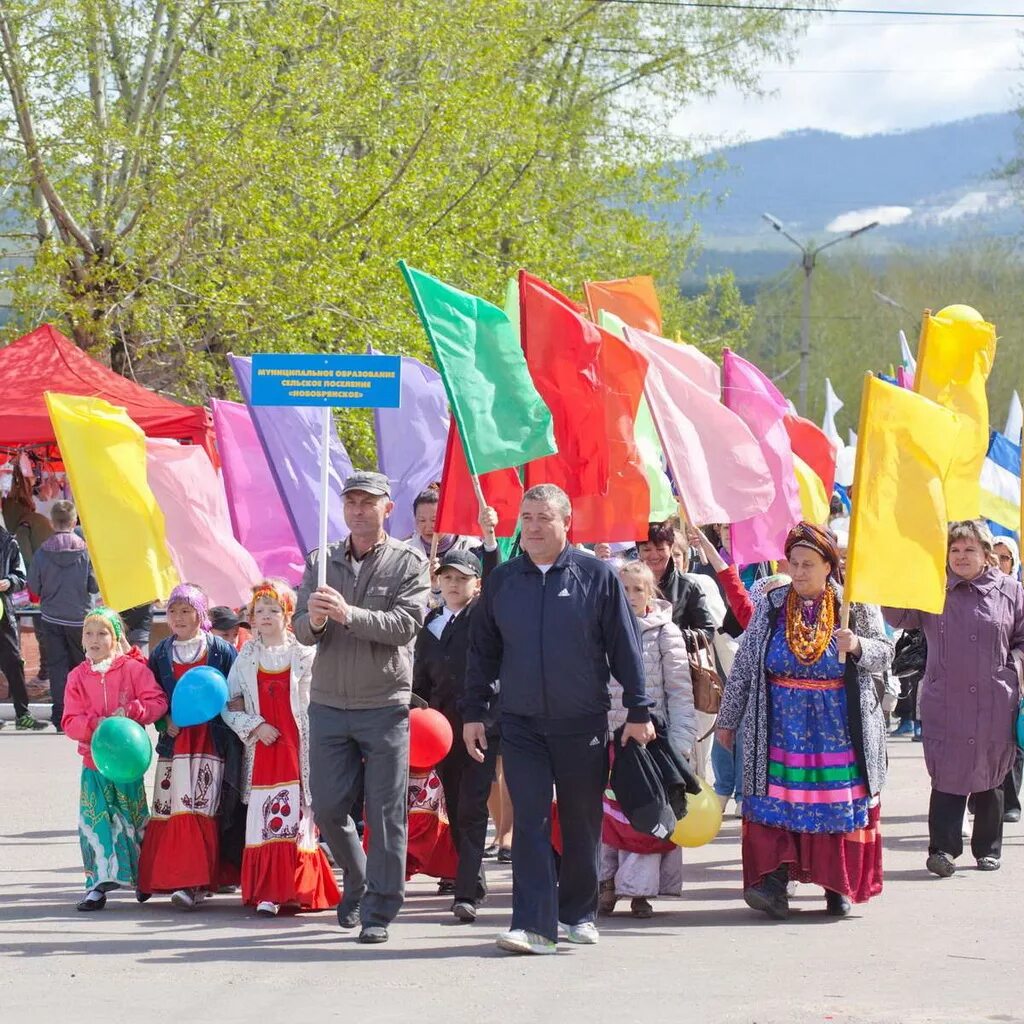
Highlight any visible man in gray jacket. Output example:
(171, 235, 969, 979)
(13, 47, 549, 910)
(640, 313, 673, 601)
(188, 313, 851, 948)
(27, 501, 98, 729)
(294, 471, 430, 945)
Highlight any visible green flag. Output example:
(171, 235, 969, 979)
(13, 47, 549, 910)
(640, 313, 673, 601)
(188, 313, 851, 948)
(598, 310, 677, 521)
(400, 262, 557, 476)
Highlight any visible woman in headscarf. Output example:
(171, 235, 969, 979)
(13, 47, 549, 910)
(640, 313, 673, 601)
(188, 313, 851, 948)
(717, 522, 893, 920)
(886, 521, 1024, 875)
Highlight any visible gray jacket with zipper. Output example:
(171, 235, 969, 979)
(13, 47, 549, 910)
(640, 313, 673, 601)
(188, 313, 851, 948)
(293, 535, 431, 710)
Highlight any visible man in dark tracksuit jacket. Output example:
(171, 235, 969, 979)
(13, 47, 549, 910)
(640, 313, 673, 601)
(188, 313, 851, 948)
(463, 484, 653, 955)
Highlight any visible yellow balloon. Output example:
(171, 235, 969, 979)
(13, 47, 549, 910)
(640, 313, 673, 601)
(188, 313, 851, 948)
(936, 304, 984, 324)
(671, 776, 723, 848)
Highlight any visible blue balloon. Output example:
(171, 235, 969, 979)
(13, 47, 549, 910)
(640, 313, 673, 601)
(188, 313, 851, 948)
(171, 665, 229, 727)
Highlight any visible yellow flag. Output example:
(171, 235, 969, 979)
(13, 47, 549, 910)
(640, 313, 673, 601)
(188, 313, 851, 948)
(793, 455, 830, 525)
(45, 393, 179, 610)
(914, 310, 996, 519)
(845, 376, 957, 614)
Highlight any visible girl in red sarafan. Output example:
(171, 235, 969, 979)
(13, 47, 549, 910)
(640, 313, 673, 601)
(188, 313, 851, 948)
(137, 583, 240, 910)
(222, 579, 340, 916)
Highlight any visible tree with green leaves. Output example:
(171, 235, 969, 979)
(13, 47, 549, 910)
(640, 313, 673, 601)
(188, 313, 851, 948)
(0, 0, 820, 460)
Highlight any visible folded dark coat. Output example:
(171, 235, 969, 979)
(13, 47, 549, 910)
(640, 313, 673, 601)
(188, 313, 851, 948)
(609, 717, 701, 840)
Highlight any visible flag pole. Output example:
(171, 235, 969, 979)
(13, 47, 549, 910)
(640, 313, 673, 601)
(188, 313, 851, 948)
(317, 406, 331, 588)
(912, 310, 931, 395)
(838, 372, 874, 664)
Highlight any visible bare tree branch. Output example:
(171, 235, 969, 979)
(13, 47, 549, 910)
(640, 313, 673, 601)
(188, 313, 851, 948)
(0, 4, 94, 253)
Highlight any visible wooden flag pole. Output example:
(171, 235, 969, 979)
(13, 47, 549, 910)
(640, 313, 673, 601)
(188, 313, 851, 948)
(838, 372, 874, 665)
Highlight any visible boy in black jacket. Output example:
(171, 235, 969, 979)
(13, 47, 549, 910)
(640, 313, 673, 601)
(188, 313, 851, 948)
(413, 548, 498, 922)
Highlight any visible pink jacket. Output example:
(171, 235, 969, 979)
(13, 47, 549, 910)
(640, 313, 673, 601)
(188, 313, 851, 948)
(62, 652, 168, 770)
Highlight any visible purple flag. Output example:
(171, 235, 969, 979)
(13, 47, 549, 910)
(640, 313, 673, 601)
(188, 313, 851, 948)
(229, 354, 353, 554)
(211, 398, 305, 584)
(372, 353, 449, 540)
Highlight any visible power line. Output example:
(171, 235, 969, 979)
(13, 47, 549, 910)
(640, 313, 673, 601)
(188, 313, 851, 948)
(597, 2, 1024, 18)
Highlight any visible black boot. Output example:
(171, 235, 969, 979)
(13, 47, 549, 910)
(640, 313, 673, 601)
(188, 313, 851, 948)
(824, 889, 851, 916)
(743, 865, 790, 920)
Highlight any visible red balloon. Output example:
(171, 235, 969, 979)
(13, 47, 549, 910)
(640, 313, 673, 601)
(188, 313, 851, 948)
(409, 707, 453, 771)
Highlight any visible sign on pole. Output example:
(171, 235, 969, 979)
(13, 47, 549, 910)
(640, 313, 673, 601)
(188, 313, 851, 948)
(250, 353, 403, 586)
(251, 353, 402, 408)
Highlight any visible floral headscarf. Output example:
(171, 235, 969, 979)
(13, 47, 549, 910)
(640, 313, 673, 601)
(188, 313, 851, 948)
(167, 583, 212, 631)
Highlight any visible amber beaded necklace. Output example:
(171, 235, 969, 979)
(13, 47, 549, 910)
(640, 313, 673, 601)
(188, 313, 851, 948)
(785, 583, 836, 665)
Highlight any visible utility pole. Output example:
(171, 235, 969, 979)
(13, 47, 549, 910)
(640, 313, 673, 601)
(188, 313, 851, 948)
(762, 213, 879, 416)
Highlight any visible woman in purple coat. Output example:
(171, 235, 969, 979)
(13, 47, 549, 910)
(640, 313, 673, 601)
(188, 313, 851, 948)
(885, 520, 1024, 876)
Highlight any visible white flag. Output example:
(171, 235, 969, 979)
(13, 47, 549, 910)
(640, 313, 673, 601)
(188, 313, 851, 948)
(1005, 391, 1023, 444)
(848, 429, 858, 447)
(899, 330, 917, 377)
(822, 378, 844, 446)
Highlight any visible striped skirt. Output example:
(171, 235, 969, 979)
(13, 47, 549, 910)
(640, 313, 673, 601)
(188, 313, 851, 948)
(744, 675, 869, 835)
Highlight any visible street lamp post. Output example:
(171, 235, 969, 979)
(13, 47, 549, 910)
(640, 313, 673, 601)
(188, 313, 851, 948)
(762, 213, 879, 416)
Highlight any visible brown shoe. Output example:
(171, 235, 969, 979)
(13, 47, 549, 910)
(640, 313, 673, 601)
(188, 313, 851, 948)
(630, 897, 654, 919)
(598, 879, 617, 916)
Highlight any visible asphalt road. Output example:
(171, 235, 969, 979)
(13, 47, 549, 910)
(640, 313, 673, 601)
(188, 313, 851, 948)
(2, 731, 1022, 1024)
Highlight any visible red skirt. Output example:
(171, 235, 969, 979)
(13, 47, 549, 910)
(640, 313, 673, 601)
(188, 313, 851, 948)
(138, 724, 234, 892)
(241, 667, 339, 910)
(364, 769, 458, 880)
(742, 803, 883, 903)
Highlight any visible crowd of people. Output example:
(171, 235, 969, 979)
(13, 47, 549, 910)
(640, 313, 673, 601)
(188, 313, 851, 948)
(4, 467, 1023, 953)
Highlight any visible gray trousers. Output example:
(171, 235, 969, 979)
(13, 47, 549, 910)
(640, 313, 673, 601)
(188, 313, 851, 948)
(309, 702, 410, 928)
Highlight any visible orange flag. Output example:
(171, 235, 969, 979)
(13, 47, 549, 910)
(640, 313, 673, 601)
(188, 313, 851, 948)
(583, 276, 662, 334)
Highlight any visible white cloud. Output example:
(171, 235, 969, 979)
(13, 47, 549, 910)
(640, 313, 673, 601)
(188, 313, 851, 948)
(827, 206, 912, 231)
(929, 188, 1014, 222)
(672, 0, 1023, 144)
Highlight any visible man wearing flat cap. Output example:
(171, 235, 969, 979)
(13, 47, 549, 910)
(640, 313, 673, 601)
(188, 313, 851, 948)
(294, 470, 430, 944)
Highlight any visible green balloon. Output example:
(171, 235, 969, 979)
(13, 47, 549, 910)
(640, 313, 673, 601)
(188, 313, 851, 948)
(90, 717, 153, 785)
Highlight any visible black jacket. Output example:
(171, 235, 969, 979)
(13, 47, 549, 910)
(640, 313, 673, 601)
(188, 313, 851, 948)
(463, 544, 651, 733)
(414, 598, 498, 736)
(658, 563, 716, 639)
(610, 717, 701, 838)
(0, 528, 26, 620)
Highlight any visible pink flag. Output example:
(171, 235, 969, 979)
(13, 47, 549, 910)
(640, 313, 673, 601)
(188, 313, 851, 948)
(623, 327, 774, 525)
(211, 399, 304, 584)
(145, 438, 263, 606)
(721, 350, 803, 564)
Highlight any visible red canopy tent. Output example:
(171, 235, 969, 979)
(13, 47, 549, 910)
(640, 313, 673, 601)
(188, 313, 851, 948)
(0, 324, 214, 459)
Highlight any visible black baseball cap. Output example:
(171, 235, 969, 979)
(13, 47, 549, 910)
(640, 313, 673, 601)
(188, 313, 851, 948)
(438, 550, 482, 578)
(210, 606, 247, 631)
(342, 470, 391, 497)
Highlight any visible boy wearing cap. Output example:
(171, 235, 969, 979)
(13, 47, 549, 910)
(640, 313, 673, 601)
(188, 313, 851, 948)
(209, 606, 251, 652)
(294, 470, 430, 945)
(413, 548, 499, 923)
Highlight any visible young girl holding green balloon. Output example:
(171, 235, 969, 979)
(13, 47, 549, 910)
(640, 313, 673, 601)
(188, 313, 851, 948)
(62, 608, 167, 911)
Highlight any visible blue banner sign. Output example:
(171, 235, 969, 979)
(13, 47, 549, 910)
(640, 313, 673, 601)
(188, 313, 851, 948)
(250, 353, 402, 408)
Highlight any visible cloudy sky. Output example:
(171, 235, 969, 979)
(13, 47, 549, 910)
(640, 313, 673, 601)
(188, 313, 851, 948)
(674, 0, 1023, 144)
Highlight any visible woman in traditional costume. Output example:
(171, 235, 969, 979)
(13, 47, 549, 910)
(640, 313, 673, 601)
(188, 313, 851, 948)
(717, 523, 893, 919)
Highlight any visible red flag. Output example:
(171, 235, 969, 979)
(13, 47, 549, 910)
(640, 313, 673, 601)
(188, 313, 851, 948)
(583, 276, 662, 334)
(783, 414, 838, 498)
(519, 271, 650, 543)
(435, 420, 523, 538)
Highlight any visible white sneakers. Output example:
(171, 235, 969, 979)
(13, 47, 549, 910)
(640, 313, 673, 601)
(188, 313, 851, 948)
(558, 920, 600, 944)
(170, 889, 196, 910)
(256, 901, 280, 916)
(496, 929, 557, 955)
